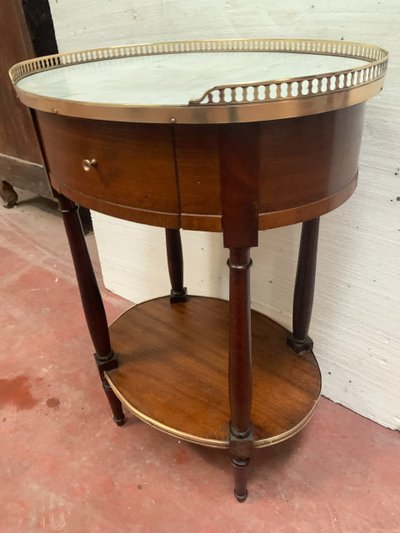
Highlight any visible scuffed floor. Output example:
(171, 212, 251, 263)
(0, 191, 399, 533)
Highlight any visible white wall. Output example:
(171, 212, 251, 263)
(49, 0, 400, 429)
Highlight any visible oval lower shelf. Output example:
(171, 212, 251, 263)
(105, 296, 321, 448)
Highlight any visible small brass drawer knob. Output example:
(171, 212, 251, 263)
(82, 158, 97, 172)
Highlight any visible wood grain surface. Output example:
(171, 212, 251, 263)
(106, 296, 321, 448)
(36, 112, 180, 227)
(36, 104, 363, 231)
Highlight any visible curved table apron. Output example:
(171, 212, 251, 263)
(35, 104, 364, 231)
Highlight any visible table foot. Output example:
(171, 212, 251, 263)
(113, 416, 126, 427)
(102, 379, 125, 425)
(232, 457, 250, 502)
(234, 490, 248, 503)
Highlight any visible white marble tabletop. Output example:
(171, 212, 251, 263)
(17, 52, 367, 107)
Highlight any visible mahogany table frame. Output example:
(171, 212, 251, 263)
(34, 104, 365, 503)
(37, 107, 365, 501)
(10, 39, 388, 501)
(37, 105, 364, 501)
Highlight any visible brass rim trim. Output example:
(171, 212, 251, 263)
(105, 373, 228, 448)
(253, 394, 321, 448)
(105, 366, 321, 450)
(10, 38, 388, 124)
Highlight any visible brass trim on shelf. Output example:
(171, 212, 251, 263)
(254, 395, 320, 448)
(104, 369, 321, 449)
(105, 373, 228, 448)
(9, 38, 388, 124)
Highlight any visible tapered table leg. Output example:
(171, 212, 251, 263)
(287, 217, 320, 353)
(58, 194, 125, 426)
(165, 228, 188, 303)
(219, 123, 259, 501)
(228, 247, 253, 502)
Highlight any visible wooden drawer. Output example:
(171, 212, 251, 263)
(36, 104, 364, 232)
(36, 112, 179, 227)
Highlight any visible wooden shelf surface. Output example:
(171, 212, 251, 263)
(106, 296, 321, 448)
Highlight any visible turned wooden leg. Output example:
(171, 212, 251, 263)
(165, 228, 188, 303)
(228, 247, 253, 502)
(58, 194, 125, 426)
(219, 123, 259, 501)
(287, 217, 320, 353)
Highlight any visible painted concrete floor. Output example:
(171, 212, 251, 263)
(0, 191, 399, 533)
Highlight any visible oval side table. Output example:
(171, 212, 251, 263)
(10, 38, 388, 501)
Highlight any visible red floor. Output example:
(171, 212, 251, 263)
(1, 192, 399, 533)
